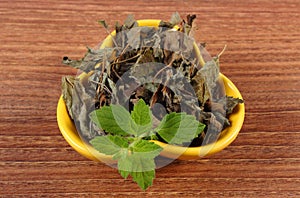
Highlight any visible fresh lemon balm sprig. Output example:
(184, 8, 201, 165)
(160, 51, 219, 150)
(89, 99, 205, 190)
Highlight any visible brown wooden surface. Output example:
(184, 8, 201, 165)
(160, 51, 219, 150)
(1, 0, 300, 197)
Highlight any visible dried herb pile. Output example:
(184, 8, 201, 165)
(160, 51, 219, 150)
(62, 13, 243, 146)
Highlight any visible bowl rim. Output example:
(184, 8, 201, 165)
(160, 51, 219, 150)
(56, 19, 245, 161)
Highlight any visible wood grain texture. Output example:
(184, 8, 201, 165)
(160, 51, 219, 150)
(0, 0, 299, 197)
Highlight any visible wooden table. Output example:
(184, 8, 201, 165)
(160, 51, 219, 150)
(1, 0, 299, 197)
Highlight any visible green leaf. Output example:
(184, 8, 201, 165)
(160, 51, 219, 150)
(90, 105, 136, 136)
(119, 170, 130, 179)
(155, 112, 205, 145)
(131, 170, 155, 191)
(118, 154, 156, 190)
(90, 137, 162, 190)
(131, 99, 152, 126)
(117, 140, 161, 172)
(89, 135, 129, 156)
(113, 146, 130, 161)
(131, 99, 153, 137)
(131, 139, 162, 158)
(117, 139, 162, 190)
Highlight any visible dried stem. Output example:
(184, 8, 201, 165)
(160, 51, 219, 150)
(111, 52, 142, 65)
(217, 44, 227, 58)
(103, 28, 119, 48)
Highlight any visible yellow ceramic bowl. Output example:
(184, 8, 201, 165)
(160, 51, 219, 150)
(56, 20, 245, 161)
